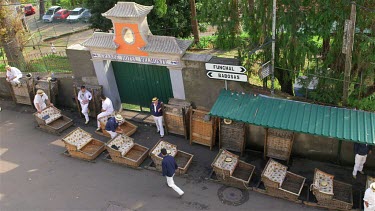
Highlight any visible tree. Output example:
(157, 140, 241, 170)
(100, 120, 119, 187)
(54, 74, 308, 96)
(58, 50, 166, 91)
(39, 0, 45, 20)
(84, 0, 192, 37)
(0, 1, 26, 68)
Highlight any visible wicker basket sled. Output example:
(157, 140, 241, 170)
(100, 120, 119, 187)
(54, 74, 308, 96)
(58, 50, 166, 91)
(62, 127, 105, 161)
(212, 149, 255, 189)
(190, 109, 217, 150)
(33, 106, 73, 135)
(219, 119, 246, 156)
(105, 134, 149, 168)
(261, 159, 305, 202)
(310, 168, 353, 210)
(264, 128, 294, 163)
(96, 114, 138, 138)
(163, 103, 190, 139)
(149, 140, 193, 175)
(9, 77, 34, 105)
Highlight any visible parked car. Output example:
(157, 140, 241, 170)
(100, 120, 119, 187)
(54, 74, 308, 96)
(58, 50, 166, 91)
(24, 4, 35, 16)
(53, 9, 70, 21)
(80, 9, 91, 23)
(67, 7, 85, 22)
(42, 6, 61, 22)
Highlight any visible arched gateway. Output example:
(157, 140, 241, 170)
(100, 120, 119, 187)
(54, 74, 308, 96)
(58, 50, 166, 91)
(82, 2, 192, 110)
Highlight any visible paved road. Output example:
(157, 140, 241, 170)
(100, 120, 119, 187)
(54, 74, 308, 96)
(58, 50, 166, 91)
(0, 107, 319, 210)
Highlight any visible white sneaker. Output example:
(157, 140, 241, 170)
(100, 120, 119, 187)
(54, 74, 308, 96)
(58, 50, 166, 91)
(96, 127, 101, 131)
(85, 120, 89, 124)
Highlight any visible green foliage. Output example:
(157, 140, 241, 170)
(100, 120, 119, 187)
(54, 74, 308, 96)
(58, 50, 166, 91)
(84, 0, 192, 37)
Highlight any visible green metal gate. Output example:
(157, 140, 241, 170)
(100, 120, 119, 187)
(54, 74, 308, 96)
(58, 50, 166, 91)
(112, 61, 174, 109)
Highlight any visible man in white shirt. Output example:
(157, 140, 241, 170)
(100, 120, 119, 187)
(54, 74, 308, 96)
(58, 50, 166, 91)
(77, 85, 92, 124)
(96, 94, 114, 131)
(364, 182, 375, 211)
(34, 89, 52, 112)
(5, 65, 23, 86)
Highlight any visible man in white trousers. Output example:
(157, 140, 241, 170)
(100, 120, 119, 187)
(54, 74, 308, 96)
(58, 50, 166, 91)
(77, 86, 92, 124)
(150, 97, 164, 138)
(161, 148, 184, 198)
(364, 182, 375, 211)
(353, 143, 372, 179)
(96, 94, 114, 131)
(5, 65, 22, 86)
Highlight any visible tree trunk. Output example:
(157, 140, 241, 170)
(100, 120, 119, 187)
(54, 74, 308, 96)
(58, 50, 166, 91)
(52, 0, 57, 5)
(275, 68, 294, 95)
(322, 36, 330, 61)
(189, 0, 199, 43)
(231, 0, 240, 35)
(39, 0, 45, 20)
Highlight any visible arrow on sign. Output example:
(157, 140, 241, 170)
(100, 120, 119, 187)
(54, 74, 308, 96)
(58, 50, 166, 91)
(206, 71, 248, 82)
(205, 63, 247, 74)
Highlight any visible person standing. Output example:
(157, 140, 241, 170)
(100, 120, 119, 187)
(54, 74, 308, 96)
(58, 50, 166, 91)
(150, 97, 164, 138)
(77, 86, 92, 124)
(353, 143, 372, 179)
(5, 65, 22, 86)
(364, 182, 375, 211)
(50, 42, 57, 54)
(161, 148, 184, 198)
(96, 94, 114, 131)
(33, 89, 53, 113)
(105, 114, 124, 139)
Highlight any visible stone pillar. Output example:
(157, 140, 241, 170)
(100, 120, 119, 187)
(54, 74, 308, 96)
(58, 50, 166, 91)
(168, 66, 186, 100)
(92, 59, 122, 111)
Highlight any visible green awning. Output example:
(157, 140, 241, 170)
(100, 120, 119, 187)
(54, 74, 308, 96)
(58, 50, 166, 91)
(209, 89, 375, 145)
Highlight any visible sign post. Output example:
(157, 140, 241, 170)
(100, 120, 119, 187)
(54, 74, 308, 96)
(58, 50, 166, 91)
(205, 63, 248, 90)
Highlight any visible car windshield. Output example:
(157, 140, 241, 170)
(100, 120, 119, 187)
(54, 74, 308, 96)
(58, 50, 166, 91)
(70, 11, 80, 15)
(82, 11, 90, 16)
(46, 10, 53, 15)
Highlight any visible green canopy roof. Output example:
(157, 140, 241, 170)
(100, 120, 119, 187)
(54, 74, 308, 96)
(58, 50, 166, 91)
(209, 89, 375, 144)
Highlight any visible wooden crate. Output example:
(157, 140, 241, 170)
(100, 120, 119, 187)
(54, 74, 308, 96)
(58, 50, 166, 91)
(73, 84, 103, 118)
(175, 150, 194, 175)
(229, 160, 255, 189)
(34, 106, 73, 135)
(219, 119, 245, 155)
(316, 180, 353, 210)
(261, 159, 288, 189)
(34, 79, 58, 105)
(97, 114, 138, 138)
(264, 128, 294, 163)
(9, 77, 34, 105)
(265, 171, 306, 201)
(106, 135, 149, 168)
(62, 128, 105, 161)
(212, 149, 239, 179)
(163, 104, 188, 139)
(149, 140, 178, 172)
(311, 168, 334, 201)
(190, 109, 217, 150)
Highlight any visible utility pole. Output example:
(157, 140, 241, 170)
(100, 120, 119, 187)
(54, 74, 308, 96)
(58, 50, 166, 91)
(190, 0, 199, 43)
(270, 0, 276, 95)
(342, 1, 356, 105)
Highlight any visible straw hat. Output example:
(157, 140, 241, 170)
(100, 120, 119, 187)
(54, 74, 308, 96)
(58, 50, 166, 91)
(36, 89, 44, 95)
(152, 97, 158, 102)
(224, 119, 232, 125)
(115, 114, 124, 122)
(371, 182, 375, 190)
(5, 65, 10, 69)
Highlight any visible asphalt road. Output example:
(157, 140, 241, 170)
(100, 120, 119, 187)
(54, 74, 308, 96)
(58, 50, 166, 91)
(0, 105, 319, 211)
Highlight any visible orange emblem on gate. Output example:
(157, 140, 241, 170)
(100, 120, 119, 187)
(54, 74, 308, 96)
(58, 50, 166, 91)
(114, 23, 148, 56)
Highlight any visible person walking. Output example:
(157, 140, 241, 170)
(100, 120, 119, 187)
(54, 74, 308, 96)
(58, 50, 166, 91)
(353, 143, 372, 179)
(150, 97, 164, 138)
(33, 89, 53, 113)
(364, 183, 375, 211)
(5, 65, 22, 86)
(105, 114, 124, 139)
(96, 94, 114, 131)
(161, 148, 184, 198)
(77, 86, 92, 124)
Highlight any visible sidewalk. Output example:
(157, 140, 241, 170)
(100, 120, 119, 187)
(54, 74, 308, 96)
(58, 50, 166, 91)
(0, 99, 371, 210)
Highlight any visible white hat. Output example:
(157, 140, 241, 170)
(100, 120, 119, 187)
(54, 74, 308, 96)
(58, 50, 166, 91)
(115, 114, 124, 122)
(371, 182, 375, 190)
(36, 89, 44, 95)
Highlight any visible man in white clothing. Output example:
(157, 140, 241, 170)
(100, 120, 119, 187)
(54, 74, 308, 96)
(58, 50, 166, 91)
(34, 89, 52, 112)
(96, 94, 114, 131)
(150, 97, 164, 138)
(364, 182, 375, 211)
(77, 86, 92, 124)
(5, 65, 23, 86)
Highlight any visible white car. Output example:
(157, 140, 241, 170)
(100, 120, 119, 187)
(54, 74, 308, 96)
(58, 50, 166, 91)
(42, 6, 61, 22)
(67, 7, 85, 23)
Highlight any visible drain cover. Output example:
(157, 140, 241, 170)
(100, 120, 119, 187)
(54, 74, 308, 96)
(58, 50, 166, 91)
(217, 185, 249, 206)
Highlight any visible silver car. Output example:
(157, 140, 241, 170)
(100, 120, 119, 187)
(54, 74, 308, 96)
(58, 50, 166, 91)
(42, 6, 61, 22)
(67, 7, 85, 23)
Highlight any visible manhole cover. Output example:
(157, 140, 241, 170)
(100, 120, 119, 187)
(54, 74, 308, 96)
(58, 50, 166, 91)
(217, 185, 249, 206)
